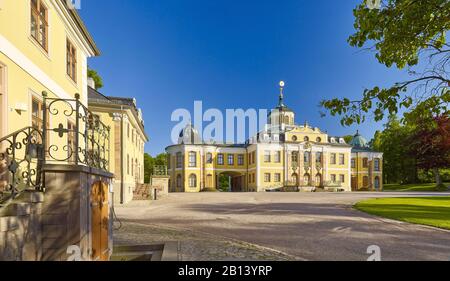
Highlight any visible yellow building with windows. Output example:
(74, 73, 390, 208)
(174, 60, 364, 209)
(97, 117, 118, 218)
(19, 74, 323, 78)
(166, 83, 383, 192)
(88, 85, 149, 205)
(0, 0, 99, 137)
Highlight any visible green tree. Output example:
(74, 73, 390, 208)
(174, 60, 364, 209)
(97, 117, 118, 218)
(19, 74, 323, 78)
(87, 68, 104, 89)
(371, 115, 417, 184)
(143, 152, 168, 183)
(321, 0, 449, 126)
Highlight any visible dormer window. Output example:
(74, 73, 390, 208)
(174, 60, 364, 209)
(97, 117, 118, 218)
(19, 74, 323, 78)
(304, 136, 309, 142)
(316, 137, 322, 143)
(330, 138, 336, 143)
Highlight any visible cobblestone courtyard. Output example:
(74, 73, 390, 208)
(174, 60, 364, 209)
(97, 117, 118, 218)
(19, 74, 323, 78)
(114, 192, 450, 261)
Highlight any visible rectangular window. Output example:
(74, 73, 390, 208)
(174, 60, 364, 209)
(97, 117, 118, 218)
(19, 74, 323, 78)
(339, 154, 345, 165)
(31, 97, 49, 142)
(374, 158, 380, 171)
(252, 152, 256, 164)
(351, 158, 356, 168)
(316, 152, 322, 164)
(264, 151, 271, 163)
(274, 173, 281, 182)
(31, 0, 48, 51)
(176, 152, 182, 168)
(206, 153, 213, 164)
(127, 123, 130, 138)
(167, 154, 171, 169)
(330, 153, 336, 165)
(217, 153, 224, 165)
(264, 173, 271, 183)
(227, 154, 234, 165)
(238, 154, 244, 166)
(188, 152, 197, 167)
(363, 158, 369, 168)
(331, 174, 336, 183)
(248, 153, 252, 165)
(304, 151, 311, 164)
(132, 129, 135, 144)
(274, 151, 281, 163)
(66, 39, 77, 82)
(340, 174, 345, 183)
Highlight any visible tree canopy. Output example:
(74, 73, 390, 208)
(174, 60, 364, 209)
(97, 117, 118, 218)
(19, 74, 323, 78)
(144, 153, 168, 183)
(87, 68, 104, 89)
(322, 0, 450, 126)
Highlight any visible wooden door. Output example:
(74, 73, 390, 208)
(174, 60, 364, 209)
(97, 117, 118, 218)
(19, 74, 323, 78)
(351, 177, 358, 191)
(91, 181, 109, 261)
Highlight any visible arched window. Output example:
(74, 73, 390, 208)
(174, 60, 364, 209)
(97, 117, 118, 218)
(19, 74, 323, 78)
(315, 173, 322, 187)
(304, 136, 310, 142)
(316, 137, 322, 143)
(304, 173, 310, 185)
(176, 174, 182, 188)
(374, 176, 380, 190)
(189, 174, 197, 188)
(292, 173, 298, 185)
(292, 136, 298, 142)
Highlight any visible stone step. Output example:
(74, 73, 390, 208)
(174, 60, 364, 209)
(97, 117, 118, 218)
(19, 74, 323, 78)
(16, 191, 45, 204)
(1, 202, 31, 217)
(0, 216, 19, 232)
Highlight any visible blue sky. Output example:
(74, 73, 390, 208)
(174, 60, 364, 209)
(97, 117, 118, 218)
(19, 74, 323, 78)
(80, 0, 411, 156)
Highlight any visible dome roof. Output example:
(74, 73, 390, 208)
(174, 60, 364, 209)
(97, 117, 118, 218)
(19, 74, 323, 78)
(350, 131, 368, 148)
(178, 123, 202, 144)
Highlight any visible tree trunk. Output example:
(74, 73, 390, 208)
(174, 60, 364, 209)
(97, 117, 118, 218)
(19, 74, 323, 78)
(433, 168, 442, 186)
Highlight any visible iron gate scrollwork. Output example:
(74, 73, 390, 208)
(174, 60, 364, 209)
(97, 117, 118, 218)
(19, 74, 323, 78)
(0, 91, 110, 204)
(44, 92, 110, 170)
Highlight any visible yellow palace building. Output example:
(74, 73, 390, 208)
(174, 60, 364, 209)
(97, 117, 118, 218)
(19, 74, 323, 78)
(166, 83, 383, 193)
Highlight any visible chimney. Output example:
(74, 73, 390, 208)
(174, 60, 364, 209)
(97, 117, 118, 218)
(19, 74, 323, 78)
(87, 77, 96, 89)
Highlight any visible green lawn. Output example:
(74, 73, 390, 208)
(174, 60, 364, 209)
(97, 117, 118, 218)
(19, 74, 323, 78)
(383, 183, 450, 192)
(355, 197, 450, 230)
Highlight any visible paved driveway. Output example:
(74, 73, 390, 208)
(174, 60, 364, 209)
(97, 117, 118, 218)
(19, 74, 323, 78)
(115, 192, 450, 261)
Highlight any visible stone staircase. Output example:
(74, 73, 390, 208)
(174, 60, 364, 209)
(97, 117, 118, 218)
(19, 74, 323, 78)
(0, 191, 44, 261)
(133, 184, 151, 200)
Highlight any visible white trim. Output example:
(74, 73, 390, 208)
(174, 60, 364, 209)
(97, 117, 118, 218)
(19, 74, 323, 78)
(51, 0, 96, 57)
(0, 34, 74, 101)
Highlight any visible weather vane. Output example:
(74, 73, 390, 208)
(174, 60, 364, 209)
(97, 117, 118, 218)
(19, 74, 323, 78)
(279, 81, 285, 107)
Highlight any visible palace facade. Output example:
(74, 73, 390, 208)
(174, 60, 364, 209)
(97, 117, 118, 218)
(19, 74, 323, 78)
(166, 83, 383, 192)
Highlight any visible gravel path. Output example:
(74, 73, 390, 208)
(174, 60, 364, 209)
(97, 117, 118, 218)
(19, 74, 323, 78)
(114, 192, 450, 261)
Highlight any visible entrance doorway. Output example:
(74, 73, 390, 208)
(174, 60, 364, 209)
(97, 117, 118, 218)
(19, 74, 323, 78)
(91, 181, 109, 261)
(217, 172, 244, 192)
(351, 177, 358, 191)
